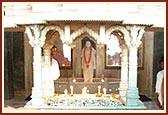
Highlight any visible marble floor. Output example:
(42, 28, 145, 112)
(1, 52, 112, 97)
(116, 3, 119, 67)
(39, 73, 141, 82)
(3, 99, 161, 111)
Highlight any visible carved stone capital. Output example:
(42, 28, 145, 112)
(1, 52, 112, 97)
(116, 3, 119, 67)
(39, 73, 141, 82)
(126, 25, 145, 49)
(25, 25, 46, 47)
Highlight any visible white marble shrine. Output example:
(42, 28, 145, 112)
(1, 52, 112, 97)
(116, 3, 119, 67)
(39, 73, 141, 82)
(3, 2, 165, 110)
(23, 23, 145, 108)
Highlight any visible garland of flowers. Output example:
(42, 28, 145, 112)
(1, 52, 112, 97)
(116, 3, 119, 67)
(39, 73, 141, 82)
(84, 46, 92, 68)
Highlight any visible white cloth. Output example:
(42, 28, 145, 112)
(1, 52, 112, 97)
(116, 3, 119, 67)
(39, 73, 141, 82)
(51, 59, 60, 80)
(42, 59, 60, 97)
(155, 70, 164, 106)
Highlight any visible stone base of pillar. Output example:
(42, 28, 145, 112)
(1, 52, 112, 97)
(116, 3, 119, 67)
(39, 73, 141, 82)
(126, 88, 139, 106)
(31, 87, 44, 106)
(119, 81, 128, 104)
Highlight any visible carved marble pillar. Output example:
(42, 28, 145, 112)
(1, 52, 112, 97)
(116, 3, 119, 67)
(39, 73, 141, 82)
(64, 24, 71, 44)
(64, 24, 72, 60)
(119, 45, 128, 104)
(125, 26, 145, 106)
(99, 24, 105, 44)
(96, 24, 106, 77)
(25, 25, 46, 106)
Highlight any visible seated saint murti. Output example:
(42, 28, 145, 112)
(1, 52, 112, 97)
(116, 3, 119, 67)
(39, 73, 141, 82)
(42, 47, 60, 97)
(82, 41, 96, 82)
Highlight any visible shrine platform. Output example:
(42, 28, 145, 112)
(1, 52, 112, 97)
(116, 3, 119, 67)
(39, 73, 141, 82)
(3, 78, 157, 111)
(24, 78, 146, 110)
(54, 78, 120, 94)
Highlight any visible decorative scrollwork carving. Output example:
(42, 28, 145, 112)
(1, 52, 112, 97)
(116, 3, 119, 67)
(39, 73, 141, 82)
(127, 25, 145, 49)
(71, 26, 99, 42)
(106, 26, 129, 47)
(42, 25, 65, 43)
(25, 25, 46, 47)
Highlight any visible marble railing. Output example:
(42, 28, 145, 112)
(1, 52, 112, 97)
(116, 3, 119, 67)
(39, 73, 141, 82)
(54, 78, 120, 94)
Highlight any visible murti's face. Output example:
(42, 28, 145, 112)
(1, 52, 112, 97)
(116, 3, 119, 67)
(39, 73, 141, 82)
(86, 41, 91, 47)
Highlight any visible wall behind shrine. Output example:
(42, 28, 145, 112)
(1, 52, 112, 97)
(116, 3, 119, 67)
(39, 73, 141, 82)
(137, 31, 164, 98)
(137, 32, 154, 97)
(4, 31, 25, 99)
(152, 32, 164, 92)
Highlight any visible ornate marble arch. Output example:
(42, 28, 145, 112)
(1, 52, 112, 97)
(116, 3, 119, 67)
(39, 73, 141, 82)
(42, 25, 65, 43)
(70, 26, 99, 42)
(105, 26, 144, 68)
(106, 26, 130, 44)
(41, 26, 72, 69)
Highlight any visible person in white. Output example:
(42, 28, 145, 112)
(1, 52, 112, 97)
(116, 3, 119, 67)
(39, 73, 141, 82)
(42, 46, 60, 97)
(82, 41, 96, 82)
(155, 59, 164, 109)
